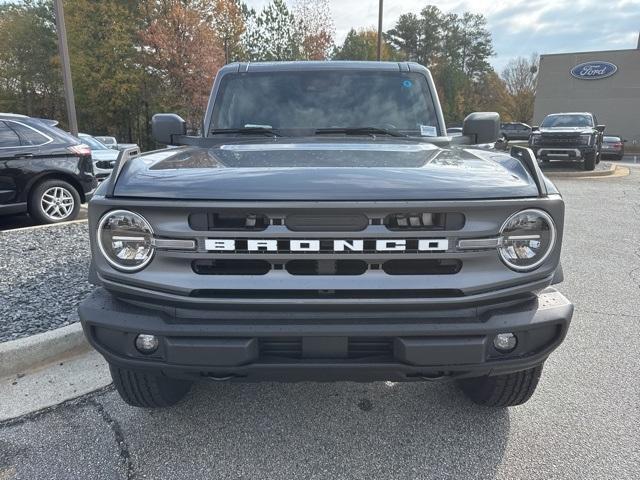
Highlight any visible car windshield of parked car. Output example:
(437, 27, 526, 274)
(603, 136, 620, 142)
(79, 135, 109, 150)
(541, 115, 593, 128)
(211, 71, 440, 136)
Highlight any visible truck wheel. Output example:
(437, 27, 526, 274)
(458, 364, 543, 407)
(583, 153, 596, 171)
(29, 179, 80, 224)
(109, 364, 192, 408)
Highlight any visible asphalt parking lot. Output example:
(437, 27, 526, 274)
(1, 171, 639, 480)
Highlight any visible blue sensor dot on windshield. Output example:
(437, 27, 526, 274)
(402, 80, 413, 88)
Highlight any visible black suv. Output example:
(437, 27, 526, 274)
(0, 114, 97, 224)
(529, 112, 604, 171)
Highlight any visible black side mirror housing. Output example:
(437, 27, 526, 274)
(596, 125, 606, 133)
(532, 125, 539, 131)
(462, 112, 500, 144)
(152, 113, 186, 145)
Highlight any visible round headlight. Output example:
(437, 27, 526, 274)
(498, 209, 556, 272)
(97, 210, 155, 272)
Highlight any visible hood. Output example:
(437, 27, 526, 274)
(113, 139, 539, 201)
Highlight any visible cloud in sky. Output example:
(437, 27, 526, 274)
(245, 0, 640, 71)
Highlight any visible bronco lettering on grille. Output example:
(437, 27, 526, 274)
(204, 239, 449, 252)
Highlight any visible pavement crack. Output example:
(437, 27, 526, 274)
(89, 399, 135, 480)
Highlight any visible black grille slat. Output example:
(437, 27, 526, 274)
(259, 337, 393, 360)
(190, 289, 464, 299)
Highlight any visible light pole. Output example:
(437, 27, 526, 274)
(377, 0, 383, 61)
(53, 0, 78, 136)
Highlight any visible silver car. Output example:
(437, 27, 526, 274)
(78, 134, 119, 182)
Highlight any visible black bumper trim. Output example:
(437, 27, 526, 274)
(79, 287, 573, 381)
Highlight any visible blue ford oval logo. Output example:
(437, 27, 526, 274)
(571, 61, 617, 80)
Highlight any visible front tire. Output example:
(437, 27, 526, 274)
(458, 365, 544, 407)
(584, 153, 596, 171)
(29, 179, 80, 224)
(110, 365, 193, 408)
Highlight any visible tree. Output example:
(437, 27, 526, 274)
(386, 13, 422, 62)
(141, 1, 225, 127)
(292, 0, 335, 60)
(0, 1, 63, 119)
(206, 0, 247, 63)
(64, 0, 145, 141)
(242, 0, 302, 61)
(502, 54, 539, 123)
(333, 28, 396, 61)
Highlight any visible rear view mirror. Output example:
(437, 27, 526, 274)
(596, 125, 606, 133)
(531, 125, 539, 131)
(152, 113, 186, 145)
(463, 112, 500, 144)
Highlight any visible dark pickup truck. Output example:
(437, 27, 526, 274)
(529, 112, 605, 170)
(79, 61, 573, 409)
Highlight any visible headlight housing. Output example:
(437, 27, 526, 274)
(580, 134, 593, 145)
(97, 210, 155, 272)
(498, 209, 556, 271)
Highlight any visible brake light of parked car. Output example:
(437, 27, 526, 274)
(613, 142, 623, 149)
(67, 144, 92, 156)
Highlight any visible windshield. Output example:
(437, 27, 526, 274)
(541, 114, 593, 128)
(210, 71, 440, 136)
(79, 134, 108, 150)
(603, 136, 620, 142)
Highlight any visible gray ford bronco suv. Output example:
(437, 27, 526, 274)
(79, 62, 573, 408)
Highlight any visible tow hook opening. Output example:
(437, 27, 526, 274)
(407, 372, 456, 382)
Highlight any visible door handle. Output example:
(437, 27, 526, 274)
(13, 153, 34, 159)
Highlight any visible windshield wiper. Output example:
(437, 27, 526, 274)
(210, 127, 282, 137)
(314, 127, 410, 138)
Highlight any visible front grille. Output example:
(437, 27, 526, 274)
(190, 212, 269, 231)
(189, 211, 464, 232)
(193, 259, 461, 276)
(538, 136, 581, 147)
(259, 336, 394, 359)
(95, 160, 116, 169)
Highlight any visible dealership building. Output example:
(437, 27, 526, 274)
(533, 45, 640, 144)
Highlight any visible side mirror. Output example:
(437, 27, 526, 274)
(596, 125, 606, 133)
(152, 113, 186, 145)
(462, 112, 500, 144)
(532, 125, 540, 131)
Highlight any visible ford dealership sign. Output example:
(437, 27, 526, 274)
(571, 61, 618, 80)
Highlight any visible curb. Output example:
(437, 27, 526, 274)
(543, 163, 619, 178)
(0, 320, 89, 379)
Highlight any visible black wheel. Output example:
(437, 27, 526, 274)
(583, 153, 596, 171)
(458, 365, 544, 407)
(29, 179, 80, 224)
(109, 364, 193, 408)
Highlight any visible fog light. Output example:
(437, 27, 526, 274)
(135, 334, 159, 354)
(494, 333, 517, 353)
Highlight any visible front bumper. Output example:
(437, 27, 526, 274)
(79, 287, 573, 382)
(532, 147, 596, 160)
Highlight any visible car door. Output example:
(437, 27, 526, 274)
(0, 120, 53, 207)
(0, 120, 24, 206)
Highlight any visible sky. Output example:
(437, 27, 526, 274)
(246, 0, 640, 71)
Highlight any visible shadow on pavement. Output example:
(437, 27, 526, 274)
(107, 381, 511, 478)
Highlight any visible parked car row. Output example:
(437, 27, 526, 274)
(0, 112, 140, 225)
